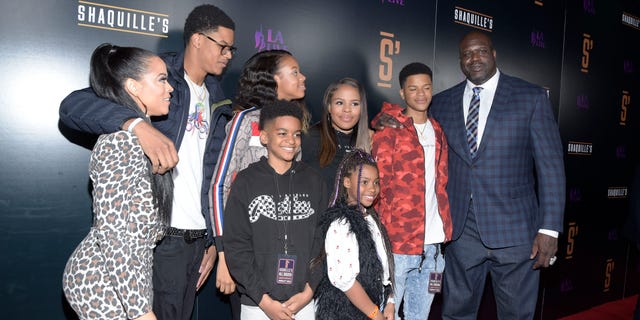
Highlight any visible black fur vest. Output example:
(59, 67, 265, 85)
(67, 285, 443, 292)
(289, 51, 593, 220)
(314, 205, 391, 319)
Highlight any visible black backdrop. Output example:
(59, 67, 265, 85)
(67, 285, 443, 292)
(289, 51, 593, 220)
(1, 1, 639, 319)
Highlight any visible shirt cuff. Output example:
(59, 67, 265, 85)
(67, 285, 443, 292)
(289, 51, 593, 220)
(538, 229, 559, 238)
(214, 236, 224, 252)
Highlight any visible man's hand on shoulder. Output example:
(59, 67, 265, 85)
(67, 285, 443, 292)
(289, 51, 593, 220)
(125, 120, 178, 174)
(372, 112, 403, 131)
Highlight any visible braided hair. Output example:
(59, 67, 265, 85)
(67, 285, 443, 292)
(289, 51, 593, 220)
(321, 149, 395, 292)
(329, 148, 376, 210)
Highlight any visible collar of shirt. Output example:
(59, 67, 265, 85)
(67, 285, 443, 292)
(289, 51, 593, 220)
(462, 69, 500, 148)
(464, 68, 501, 102)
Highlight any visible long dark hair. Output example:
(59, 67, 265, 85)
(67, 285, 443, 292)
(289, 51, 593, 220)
(233, 49, 310, 129)
(318, 78, 370, 167)
(89, 43, 173, 227)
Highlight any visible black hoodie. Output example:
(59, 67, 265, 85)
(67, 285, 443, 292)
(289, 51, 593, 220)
(223, 157, 328, 306)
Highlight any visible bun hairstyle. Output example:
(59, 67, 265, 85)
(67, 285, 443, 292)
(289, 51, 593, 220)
(89, 43, 173, 227)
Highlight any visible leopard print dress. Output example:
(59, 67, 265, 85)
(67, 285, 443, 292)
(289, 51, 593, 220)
(62, 131, 164, 319)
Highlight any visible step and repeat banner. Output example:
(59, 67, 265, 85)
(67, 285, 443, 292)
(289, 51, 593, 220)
(0, 1, 638, 319)
(551, 0, 640, 316)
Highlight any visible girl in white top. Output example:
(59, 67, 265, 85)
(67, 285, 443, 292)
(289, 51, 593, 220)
(315, 149, 395, 320)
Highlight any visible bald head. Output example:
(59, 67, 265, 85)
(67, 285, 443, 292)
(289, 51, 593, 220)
(458, 31, 497, 85)
(460, 31, 494, 50)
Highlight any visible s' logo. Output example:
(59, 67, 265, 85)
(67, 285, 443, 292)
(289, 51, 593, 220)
(378, 31, 400, 88)
(580, 33, 593, 73)
(604, 258, 614, 292)
(566, 222, 578, 259)
(621, 91, 630, 126)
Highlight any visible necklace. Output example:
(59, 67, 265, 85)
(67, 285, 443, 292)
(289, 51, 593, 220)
(185, 73, 206, 103)
(414, 120, 428, 137)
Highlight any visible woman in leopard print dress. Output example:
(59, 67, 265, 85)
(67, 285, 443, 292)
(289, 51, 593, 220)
(62, 44, 174, 320)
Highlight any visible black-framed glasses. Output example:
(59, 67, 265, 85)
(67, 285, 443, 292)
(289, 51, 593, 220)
(199, 33, 237, 56)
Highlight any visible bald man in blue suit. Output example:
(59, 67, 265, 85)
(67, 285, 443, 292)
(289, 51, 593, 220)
(432, 31, 565, 319)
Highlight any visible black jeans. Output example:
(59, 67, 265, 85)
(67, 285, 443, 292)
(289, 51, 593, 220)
(152, 235, 205, 320)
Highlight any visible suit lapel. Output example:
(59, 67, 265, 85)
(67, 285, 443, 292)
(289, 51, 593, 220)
(476, 74, 512, 157)
(450, 85, 470, 160)
(436, 82, 471, 164)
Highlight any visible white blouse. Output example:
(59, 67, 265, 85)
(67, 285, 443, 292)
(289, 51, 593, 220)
(325, 215, 392, 292)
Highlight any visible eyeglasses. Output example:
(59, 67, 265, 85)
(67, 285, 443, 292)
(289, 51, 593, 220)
(199, 33, 237, 56)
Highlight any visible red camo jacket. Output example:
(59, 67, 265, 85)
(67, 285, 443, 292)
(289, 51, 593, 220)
(371, 102, 452, 255)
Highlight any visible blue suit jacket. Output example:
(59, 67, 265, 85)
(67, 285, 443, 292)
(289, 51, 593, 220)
(430, 73, 565, 248)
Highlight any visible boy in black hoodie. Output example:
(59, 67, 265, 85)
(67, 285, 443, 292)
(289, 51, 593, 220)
(223, 100, 327, 320)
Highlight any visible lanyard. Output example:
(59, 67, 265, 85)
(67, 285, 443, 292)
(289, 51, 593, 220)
(418, 244, 440, 273)
(273, 170, 294, 254)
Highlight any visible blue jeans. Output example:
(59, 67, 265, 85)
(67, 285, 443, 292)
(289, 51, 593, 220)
(393, 244, 444, 320)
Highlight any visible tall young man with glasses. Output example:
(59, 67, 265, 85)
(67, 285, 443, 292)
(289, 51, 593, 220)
(60, 5, 236, 320)
(199, 32, 237, 56)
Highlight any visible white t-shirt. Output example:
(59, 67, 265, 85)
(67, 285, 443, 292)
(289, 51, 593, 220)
(414, 120, 445, 244)
(170, 74, 210, 229)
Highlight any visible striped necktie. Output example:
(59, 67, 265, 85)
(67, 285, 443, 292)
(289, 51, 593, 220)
(466, 87, 483, 158)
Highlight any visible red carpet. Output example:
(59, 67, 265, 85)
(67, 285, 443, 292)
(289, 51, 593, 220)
(559, 295, 637, 320)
